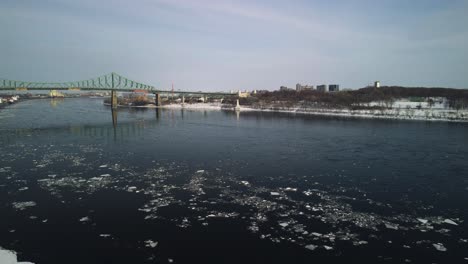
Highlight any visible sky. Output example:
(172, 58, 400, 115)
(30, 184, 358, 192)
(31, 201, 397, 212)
(1, 0, 467, 91)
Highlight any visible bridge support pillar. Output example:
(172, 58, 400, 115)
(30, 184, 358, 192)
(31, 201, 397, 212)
(155, 93, 161, 107)
(111, 109, 118, 127)
(182, 95, 185, 107)
(111, 90, 118, 109)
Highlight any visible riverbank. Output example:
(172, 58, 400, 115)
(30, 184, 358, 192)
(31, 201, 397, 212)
(102, 101, 468, 122)
(162, 103, 468, 122)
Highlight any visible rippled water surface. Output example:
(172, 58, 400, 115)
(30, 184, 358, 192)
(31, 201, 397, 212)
(1, 98, 468, 264)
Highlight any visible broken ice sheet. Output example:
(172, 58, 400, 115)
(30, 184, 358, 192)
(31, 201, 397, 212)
(12, 201, 36, 210)
(0, 247, 35, 264)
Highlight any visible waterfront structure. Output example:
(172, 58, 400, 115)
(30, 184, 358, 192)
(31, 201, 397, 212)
(329, 84, 340, 92)
(49, 90, 64, 98)
(317, 85, 328, 92)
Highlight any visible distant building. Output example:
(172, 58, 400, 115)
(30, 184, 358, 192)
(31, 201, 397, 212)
(296, 83, 302, 91)
(280, 86, 289, 91)
(329, 84, 340, 92)
(238, 90, 250, 98)
(296, 83, 314, 91)
(374, 81, 380, 88)
(317, 85, 328, 92)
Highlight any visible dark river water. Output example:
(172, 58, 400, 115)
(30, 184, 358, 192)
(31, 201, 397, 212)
(1, 98, 468, 264)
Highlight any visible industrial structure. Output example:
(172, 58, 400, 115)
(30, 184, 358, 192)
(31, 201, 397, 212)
(0, 72, 234, 109)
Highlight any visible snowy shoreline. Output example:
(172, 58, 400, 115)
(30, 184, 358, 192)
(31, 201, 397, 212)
(160, 103, 468, 122)
(103, 102, 468, 122)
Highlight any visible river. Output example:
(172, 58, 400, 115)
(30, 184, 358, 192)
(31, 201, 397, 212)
(1, 98, 468, 264)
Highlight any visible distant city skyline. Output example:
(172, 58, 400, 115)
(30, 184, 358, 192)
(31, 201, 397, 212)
(1, 0, 468, 91)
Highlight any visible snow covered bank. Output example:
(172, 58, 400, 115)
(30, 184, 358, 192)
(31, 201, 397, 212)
(162, 103, 468, 122)
(162, 103, 224, 111)
(240, 106, 468, 122)
(104, 102, 468, 122)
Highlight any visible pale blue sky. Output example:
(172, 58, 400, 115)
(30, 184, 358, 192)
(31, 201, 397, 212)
(1, 0, 467, 91)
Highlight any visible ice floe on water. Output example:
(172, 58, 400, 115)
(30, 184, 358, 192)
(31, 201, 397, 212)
(1, 144, 467, 262)
(144, 240, 158, 248)
(79, 216, 91, 223)
(12, 202, 36, 211)
(432, 243, 447, 252)
(0, 247, 34, 264)
(443, 219, 458, 226)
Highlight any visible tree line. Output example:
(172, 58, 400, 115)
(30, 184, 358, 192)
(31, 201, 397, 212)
(224, 86, 468, 110)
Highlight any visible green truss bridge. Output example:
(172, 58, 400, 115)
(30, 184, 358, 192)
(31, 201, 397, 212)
(0, 72, 232, 96)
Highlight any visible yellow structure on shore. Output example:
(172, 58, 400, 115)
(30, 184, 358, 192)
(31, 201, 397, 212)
(238, 90, 251, 98)
(49, 90, 64, 98)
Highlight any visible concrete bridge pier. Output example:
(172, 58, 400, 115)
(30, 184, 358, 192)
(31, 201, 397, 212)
(111, 109, 118, 127)
(182, 95, 185, 107)
(111, 90, 118, 109)
(155, 93, 161, 107)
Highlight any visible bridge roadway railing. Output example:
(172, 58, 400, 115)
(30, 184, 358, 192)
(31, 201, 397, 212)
(0, 72, 234, 96)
